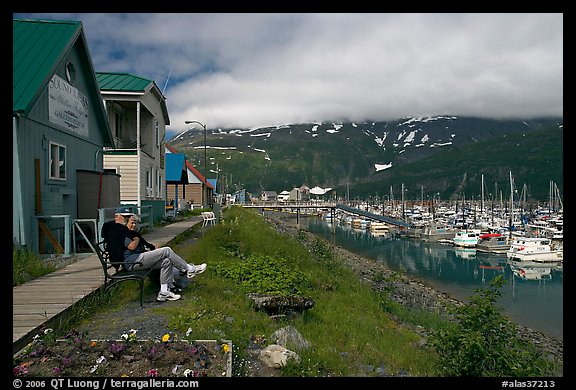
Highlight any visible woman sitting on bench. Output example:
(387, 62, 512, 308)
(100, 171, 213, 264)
(125, 215, 190, 294)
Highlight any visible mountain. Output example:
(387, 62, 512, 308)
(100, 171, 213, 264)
(167, 116, 563, 201)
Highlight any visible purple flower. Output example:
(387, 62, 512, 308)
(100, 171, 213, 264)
(29, 347, 47, 357)
(13, 365, 29, 376)
(110, 342, 125, 356)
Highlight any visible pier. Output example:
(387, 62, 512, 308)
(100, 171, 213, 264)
(242, 201, 411, 228)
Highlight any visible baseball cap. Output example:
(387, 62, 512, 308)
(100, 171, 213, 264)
(115, 206, 133, 216)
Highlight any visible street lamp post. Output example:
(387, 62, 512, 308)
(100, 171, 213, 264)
(185, 120, 207, 207)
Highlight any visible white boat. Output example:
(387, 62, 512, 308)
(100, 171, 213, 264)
(351, 218, 370, 230)
(544, 226, 563, 240)
(475, 233, 510, 254)
(452, 229, 481, 248)
(419, 223, 456, 241)
(506, 237, 563, 265)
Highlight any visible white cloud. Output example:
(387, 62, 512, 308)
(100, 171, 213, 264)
(16, 13, 563, 136)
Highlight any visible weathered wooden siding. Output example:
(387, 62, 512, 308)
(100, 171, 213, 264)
(103, 154, 138, 203)
(167, 183, 203, 207)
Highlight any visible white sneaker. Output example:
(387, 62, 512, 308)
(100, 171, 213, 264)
(157, 291, 181, 302)
(187, 263, 207, 278)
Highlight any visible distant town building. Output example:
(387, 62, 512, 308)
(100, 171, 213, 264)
(261, 191, 278, 202)
(278, 190, 290, 202)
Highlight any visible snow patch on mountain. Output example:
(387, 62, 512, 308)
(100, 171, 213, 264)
(375, 162, 393, 172)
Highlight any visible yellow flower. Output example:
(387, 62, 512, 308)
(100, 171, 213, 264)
(222, 343, 230, 353)
(162, 334, 171, 342)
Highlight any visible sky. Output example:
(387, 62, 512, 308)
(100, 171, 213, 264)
(14, 13, 563, 137)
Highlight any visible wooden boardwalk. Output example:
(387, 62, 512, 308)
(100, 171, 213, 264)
(12, 216, 203, 354)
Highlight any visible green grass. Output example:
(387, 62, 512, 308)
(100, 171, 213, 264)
(143, 206, 439, 376)
(12, 248, 57, 287)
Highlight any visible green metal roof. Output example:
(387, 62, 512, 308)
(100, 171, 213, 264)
(95, 72, 170, 125)
(13, 18, 82, 113)
(95, 72, 154, 92)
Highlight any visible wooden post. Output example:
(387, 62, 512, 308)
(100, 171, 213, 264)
(38, 220, 64, 254)
(35, 159, 45, 253)
(35, 159, 41, 214)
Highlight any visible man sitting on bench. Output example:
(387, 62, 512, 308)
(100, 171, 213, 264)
(106, 207, 207, 302)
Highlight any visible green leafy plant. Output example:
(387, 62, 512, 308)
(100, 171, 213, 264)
(212, 254, 310, 295)
(429, 275, 554, 377)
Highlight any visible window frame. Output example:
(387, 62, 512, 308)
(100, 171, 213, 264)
(49, 141, 67, 181)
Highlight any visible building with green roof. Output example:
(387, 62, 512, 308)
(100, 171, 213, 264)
(96, 72, 171, 225)
(13, 18, 116, 255)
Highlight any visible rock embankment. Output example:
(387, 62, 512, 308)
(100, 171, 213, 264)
(264, 216, 563, 375)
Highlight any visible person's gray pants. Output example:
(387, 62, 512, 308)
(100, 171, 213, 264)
(132, 247, 189, 285)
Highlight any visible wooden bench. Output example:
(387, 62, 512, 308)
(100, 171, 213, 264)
(94, 240, 158, 308)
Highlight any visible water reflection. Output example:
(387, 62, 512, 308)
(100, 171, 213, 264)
(296, 216, 563, 340)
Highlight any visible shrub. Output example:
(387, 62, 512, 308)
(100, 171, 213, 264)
(429, 275, 553, 377)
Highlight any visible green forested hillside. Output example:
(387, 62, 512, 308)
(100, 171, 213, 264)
(348, 125, 563, 201)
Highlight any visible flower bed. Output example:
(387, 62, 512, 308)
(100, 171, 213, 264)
(13, 329, 232, 377)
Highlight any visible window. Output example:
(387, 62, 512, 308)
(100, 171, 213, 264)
(155, 121, 160, 147)
(49, 142, 66, 180)
(114, 112, 123, 139)
(65, 61, 76, 84)
(146, 169, 152, 197)
(152, 167, 156, 197)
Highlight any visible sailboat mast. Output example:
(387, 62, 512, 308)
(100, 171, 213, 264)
(421, 185, 424, 208)
(509, 171, 514, 238)
(481, 174, 485, 213)
(401, 183, 405, 220)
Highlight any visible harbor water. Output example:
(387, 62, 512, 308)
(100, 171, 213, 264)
(296, 216, 563, 341)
